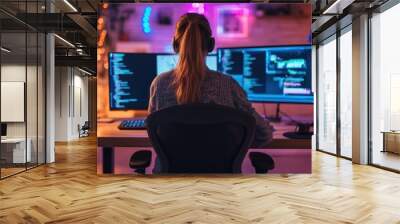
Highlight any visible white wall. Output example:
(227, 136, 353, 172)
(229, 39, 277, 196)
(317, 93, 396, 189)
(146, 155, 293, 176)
(54, 67, 89, 141)
(73, 70, 89, 135)
(1, 65, 26, 139)
(1, 65, 40, 137)
(55, 67, 69, 141)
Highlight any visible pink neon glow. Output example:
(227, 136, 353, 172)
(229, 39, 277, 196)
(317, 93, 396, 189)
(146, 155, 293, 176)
(190, 3, 205, 14)
(217, 7, 249, 38)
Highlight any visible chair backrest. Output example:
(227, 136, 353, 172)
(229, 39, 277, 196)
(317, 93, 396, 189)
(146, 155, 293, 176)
(82, 121, 90, 129)
(146, 103, 256, 173)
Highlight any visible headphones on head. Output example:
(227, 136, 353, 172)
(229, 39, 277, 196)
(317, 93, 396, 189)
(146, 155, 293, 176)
(172, 31, 215, 53)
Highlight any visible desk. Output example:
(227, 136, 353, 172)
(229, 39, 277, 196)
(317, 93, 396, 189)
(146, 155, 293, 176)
(97, 119, 311, 174)
(1, 138, 32, 164)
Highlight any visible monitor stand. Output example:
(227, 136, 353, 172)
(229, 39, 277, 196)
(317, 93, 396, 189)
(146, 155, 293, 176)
(283, 122, 313, 140)
(265, 103, 282, 122)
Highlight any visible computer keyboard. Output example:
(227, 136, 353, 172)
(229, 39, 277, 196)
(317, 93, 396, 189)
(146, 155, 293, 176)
(118, 119, 147, 130)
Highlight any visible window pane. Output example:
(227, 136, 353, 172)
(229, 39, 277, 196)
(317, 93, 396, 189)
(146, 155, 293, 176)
(317, 37, 337, 154)
(371, 4, 400, 171)
(340, 29, 352, 158)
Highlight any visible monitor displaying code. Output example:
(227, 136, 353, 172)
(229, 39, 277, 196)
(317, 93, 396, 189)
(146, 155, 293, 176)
(218, 45, 313, 104)
(109, 53, 218, 110)
(109, 53, 156, 110)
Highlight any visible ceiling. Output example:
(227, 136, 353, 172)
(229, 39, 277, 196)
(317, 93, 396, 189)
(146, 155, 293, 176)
(0, 0, 97, 73)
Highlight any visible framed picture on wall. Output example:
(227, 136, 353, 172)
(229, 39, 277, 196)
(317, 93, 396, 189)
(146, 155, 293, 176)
(216, 7, 249, 38)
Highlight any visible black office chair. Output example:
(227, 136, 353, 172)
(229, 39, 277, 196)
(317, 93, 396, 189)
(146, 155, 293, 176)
(78, 121, 90, 138)
(129, 103, 274, 174)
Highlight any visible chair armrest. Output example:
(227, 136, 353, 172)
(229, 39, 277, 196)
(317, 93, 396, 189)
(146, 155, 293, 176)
(129, 150, 152, 170)
(249, 152, 275, 174)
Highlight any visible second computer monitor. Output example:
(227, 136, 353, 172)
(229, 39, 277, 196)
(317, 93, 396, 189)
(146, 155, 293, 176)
(217, 45, 313, 104)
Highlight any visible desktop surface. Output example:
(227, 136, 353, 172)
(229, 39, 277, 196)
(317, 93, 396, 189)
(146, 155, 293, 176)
(98, 118, 310, 149)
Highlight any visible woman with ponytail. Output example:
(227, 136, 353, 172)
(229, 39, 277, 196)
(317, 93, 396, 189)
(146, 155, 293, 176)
(149, 13, 273, 148)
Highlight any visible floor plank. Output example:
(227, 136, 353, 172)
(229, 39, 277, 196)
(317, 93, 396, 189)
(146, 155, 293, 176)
(1, 136, 400, 224)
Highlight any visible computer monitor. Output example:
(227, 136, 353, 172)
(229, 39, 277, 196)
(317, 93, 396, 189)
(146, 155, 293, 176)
(156, 54, 217, 75)
(109, 52, 218, 110)
(217, 45, 313, 104)
(109, 53, 157, 110)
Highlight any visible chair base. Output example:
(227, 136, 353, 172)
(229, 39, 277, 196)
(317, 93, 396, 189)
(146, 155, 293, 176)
(130, 150, 152, 175)
(249, 152, 275, 174)
(134, 168, 146, 175)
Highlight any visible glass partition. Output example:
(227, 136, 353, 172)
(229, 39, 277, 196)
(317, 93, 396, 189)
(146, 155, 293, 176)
(370, 3, 400, 171)
(1, 26, 28, 178)
(339, 28, 352, 158)
(317, 36, 337, 154)
(0, 0, 46, 179)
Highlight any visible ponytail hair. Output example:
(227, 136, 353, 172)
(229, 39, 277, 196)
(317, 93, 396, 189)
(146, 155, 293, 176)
(173, 13, 212, 104)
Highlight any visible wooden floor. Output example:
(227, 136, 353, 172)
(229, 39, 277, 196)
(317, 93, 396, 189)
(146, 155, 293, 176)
(1, 164, 43, 178)
(372, 150, 400, 171)
(1, 136, 400, 223)
(1, 167, 26, 178)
